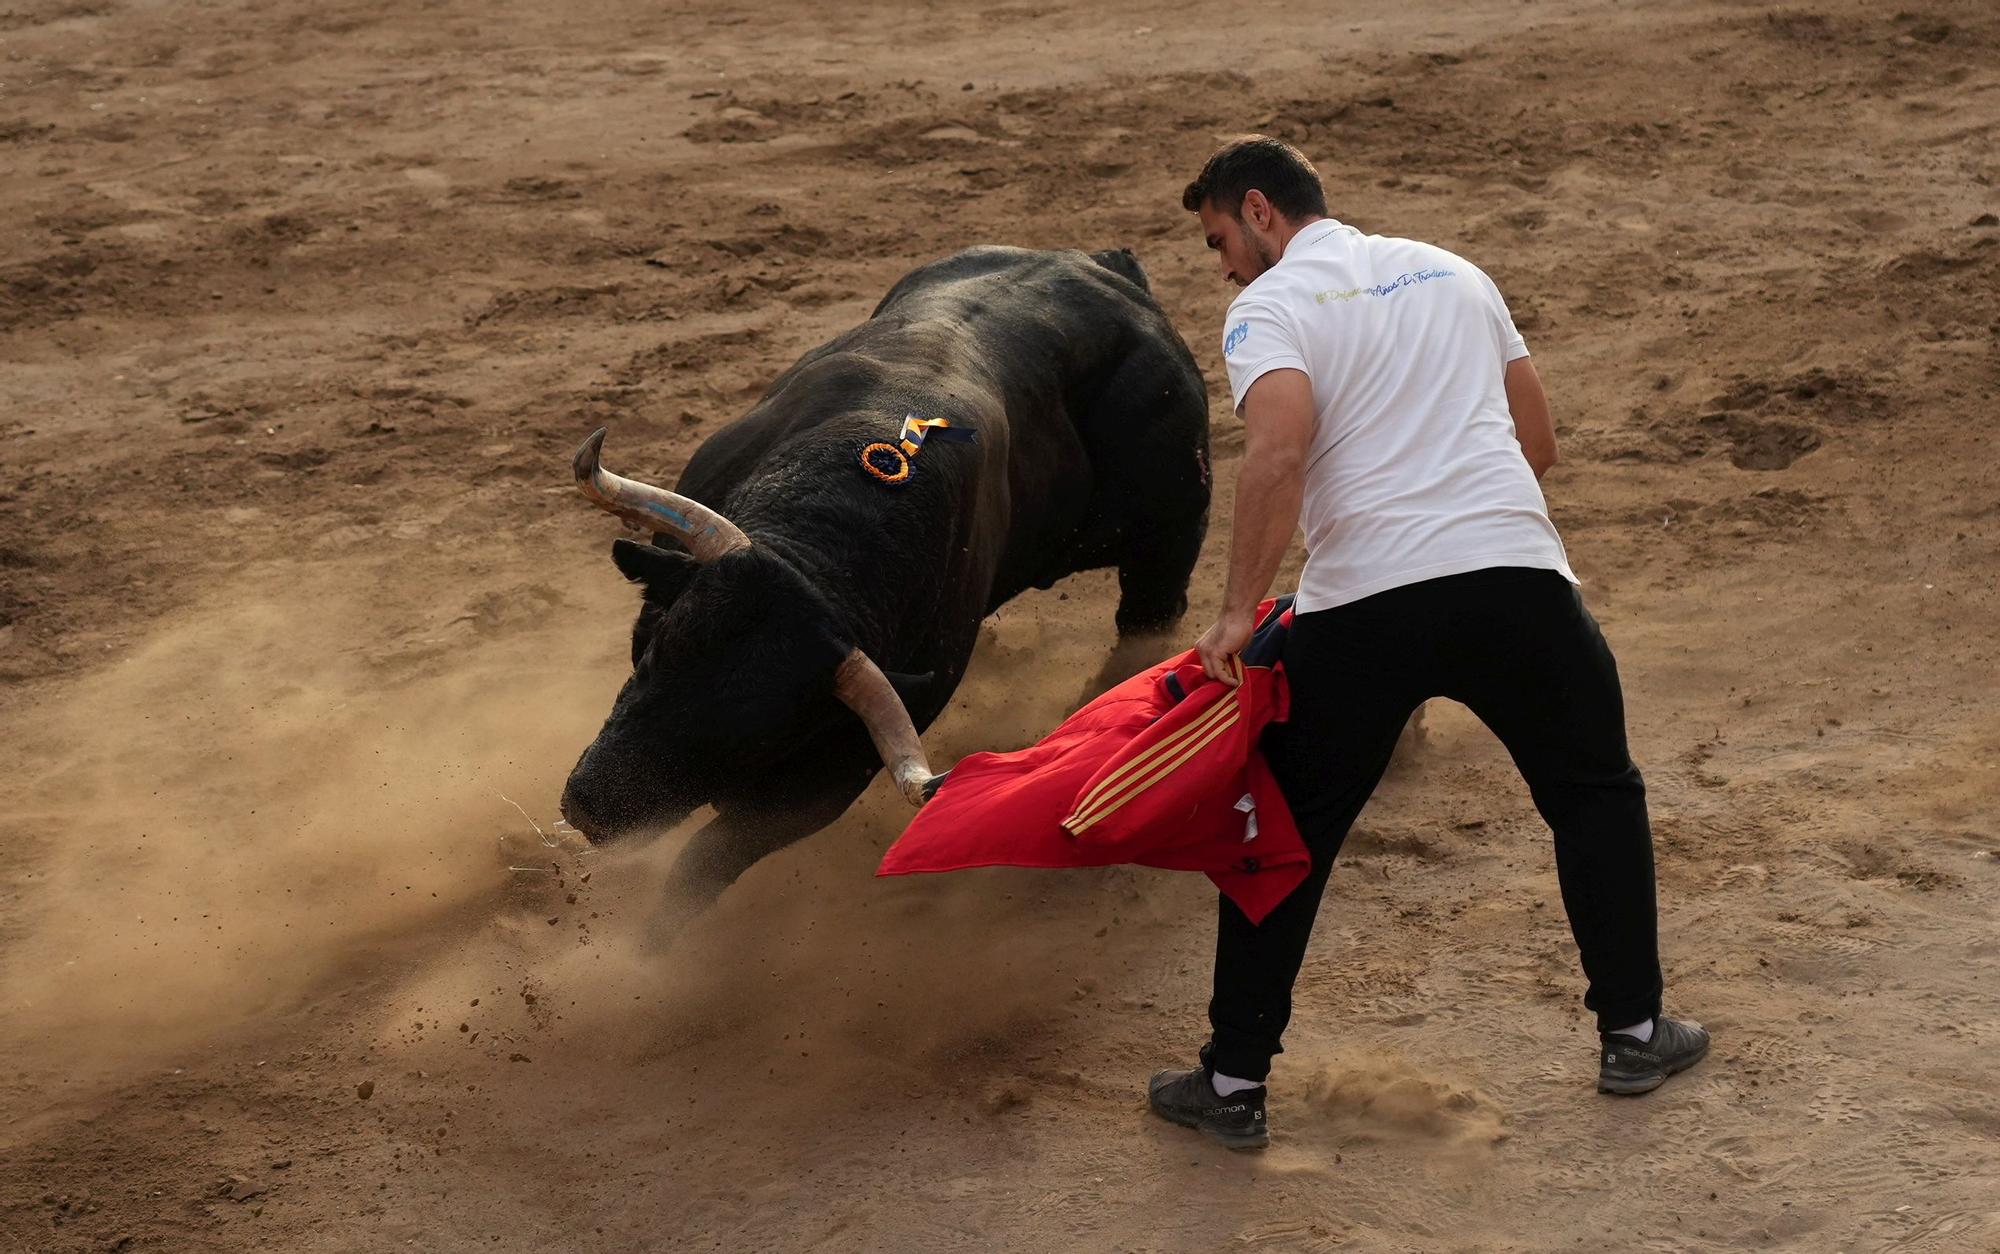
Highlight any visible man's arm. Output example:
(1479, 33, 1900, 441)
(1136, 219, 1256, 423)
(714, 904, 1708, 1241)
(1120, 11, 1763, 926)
(1194, 368, 1315, 683)
(1505, 356, 1558, 480)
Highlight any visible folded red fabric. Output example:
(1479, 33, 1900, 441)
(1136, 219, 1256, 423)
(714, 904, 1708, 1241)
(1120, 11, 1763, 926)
(878, 598, 1309, 924)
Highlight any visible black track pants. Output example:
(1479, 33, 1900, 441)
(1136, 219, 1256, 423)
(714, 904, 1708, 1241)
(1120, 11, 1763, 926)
(1206, 566, 1664, 1081)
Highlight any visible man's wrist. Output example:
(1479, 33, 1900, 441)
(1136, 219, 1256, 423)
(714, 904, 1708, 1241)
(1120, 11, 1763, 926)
(1220, 597, 1263, 625)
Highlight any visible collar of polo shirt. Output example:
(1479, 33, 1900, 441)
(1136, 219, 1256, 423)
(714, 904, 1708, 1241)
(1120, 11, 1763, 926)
(1279, 218, 1353, 263)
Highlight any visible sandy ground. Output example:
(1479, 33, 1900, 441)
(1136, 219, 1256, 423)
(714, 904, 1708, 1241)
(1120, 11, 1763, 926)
(3, 0, 1998, 1249)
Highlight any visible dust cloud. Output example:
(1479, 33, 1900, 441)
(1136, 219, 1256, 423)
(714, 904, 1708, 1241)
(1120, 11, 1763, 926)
(0, 554, 612, 1075)
(1299, 1048, 1507, 1147)
(360, 569, 1189, 1089)
(0, 553, 1162, 1091)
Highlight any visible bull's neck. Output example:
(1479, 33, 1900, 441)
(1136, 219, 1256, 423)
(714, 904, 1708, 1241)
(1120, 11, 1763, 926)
(744, 525, 906, 658)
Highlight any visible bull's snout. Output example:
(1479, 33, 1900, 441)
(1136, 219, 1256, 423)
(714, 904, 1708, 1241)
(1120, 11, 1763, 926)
(557, 783, 606, 843)
(559, 740, 703, 843)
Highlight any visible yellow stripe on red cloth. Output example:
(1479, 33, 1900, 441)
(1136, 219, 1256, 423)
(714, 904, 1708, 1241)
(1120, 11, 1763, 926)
(1064, 703, 1243, 836)
(1062, 660, 1246, 834)
(1065, 684, 1235, 820)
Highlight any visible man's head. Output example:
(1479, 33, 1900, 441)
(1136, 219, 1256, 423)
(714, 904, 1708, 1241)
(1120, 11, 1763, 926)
(1182, 135, 1328, 287)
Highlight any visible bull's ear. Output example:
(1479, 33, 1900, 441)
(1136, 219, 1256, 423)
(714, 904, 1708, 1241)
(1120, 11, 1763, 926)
(611, 538, 699, 599)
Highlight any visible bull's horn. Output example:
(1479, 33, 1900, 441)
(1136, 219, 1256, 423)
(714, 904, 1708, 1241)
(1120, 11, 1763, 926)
(571, 428, 751, 562)
(834, 648, 935, 808)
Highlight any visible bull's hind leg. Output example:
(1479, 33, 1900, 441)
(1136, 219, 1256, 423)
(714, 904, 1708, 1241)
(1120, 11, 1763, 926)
(1089, 351, 1209, 639)
(1073, 347, 1210, 697)
(1075, 507, 1208, 702)
(1113, 505, 1205, 637)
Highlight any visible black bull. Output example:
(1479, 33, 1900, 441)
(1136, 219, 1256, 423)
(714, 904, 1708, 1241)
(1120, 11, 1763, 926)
(559, 245, 1211, 909)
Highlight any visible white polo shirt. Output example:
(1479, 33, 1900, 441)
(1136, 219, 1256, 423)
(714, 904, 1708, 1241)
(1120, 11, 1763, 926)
(1222, 219, 1576, 613)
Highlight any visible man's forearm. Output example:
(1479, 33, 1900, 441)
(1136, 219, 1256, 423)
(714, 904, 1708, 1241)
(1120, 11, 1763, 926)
(1220, 455, 1305, 620)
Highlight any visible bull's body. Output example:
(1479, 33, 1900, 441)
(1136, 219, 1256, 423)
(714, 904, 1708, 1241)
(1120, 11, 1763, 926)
(561, 245, 1210, 909)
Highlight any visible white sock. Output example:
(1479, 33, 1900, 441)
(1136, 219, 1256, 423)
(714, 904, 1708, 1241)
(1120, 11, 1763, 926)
(1610, 1017, 1655, 1042)
(1210, 1070, 1263, 1095)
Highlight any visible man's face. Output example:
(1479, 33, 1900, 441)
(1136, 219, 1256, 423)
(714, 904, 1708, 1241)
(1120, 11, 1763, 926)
(1197, 193, 1281, 288)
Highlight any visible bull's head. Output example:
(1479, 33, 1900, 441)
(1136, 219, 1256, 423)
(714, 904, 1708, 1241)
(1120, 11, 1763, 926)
(558, 429, 932, 841)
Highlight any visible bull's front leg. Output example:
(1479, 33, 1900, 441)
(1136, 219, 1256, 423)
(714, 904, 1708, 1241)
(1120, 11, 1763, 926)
(656, 807, 822, 914)
(648, 757, 876, 943)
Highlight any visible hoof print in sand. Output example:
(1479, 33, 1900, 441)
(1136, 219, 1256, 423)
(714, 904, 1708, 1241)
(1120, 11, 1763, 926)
(1698, 414, 1823, 471)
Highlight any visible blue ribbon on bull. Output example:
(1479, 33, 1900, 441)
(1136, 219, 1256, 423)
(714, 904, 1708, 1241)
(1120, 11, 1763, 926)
(859, 412, 977, 486)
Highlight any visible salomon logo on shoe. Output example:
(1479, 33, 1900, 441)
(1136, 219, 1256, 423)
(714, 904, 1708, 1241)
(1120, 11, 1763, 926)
(1597, 1016, 1712, 1096)
(1148, 1061, 1271, 1150)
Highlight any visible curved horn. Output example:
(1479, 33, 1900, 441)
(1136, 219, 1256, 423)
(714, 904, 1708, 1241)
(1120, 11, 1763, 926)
(571, 427, 751, 562)
(834, 648, 935, 807)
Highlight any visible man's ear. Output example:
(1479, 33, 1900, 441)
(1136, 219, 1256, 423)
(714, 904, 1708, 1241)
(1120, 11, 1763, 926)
(610, 538, 699, 600)
(1242, 188, 1272, 230)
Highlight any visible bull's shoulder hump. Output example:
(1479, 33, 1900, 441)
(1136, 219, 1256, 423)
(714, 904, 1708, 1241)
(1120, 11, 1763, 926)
(872, 246, 1166, 325)
(1086, 247, 1151, 292)
(869, 246, 1046, 315)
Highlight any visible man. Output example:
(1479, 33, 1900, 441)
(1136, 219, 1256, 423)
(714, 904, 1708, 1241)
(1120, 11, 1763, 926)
(1146, 136, 1707, 1151)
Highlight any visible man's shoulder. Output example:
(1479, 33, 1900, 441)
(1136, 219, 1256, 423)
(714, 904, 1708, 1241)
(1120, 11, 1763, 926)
(1226, 271, 1307, 324)
(1370, 233, 1487, 278)
(1220, 286, 1304, 365)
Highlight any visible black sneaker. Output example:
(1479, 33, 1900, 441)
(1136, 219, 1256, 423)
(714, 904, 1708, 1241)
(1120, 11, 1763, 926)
(1597, 1015, 1710, 1095)
(1147, 1061, 1268, 1150)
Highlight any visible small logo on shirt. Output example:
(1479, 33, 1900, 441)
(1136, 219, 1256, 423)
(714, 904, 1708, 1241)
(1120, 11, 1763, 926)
(1223, 321, 1250, 357)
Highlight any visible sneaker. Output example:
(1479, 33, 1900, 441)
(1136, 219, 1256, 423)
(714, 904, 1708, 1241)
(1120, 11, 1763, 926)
(1147, 1060, 1269, 1150)
(1597, 1015, 1710, 1095)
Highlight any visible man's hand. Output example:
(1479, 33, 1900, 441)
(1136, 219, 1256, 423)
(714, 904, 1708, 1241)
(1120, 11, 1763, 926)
(1196, 607, 1257, 685)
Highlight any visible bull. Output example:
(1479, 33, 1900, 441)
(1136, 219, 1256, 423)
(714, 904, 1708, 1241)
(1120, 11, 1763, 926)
(559, 245, 1210, 912)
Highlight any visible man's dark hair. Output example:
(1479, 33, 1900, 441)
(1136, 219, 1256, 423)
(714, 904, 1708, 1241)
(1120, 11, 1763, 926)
(1181, 135, 1328, 221)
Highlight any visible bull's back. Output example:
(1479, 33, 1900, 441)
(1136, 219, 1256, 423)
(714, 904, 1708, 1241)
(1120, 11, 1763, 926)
(870, 246, 1175, 376)
(865, 247, 1199, 588)
(683, 246, 1183, 510)
(671, 245, 1201, 659)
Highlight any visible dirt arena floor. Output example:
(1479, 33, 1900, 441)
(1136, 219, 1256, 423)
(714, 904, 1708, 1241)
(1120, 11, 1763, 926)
(3, 0, 1997, 1249)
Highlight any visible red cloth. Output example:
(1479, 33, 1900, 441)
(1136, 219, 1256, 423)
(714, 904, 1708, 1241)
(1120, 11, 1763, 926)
(878, 600, 1308, 924)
